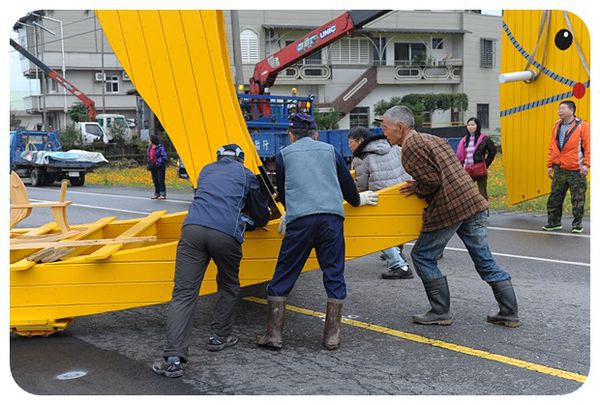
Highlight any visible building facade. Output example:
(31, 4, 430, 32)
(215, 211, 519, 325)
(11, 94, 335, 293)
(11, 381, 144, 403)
(12, 10, 501, 132)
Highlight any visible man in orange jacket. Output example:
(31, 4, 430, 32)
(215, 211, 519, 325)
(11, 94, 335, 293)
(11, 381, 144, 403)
(544, 100, 590, 233)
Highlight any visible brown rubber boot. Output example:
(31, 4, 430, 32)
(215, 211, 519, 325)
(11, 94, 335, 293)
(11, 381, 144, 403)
(256, 296, 286, 350)
(322, 298, 344, 350)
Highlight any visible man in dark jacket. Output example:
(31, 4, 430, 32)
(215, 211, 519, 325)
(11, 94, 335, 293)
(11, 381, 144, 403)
(153, 144, 271, 378)
(382, 106, 520, 329)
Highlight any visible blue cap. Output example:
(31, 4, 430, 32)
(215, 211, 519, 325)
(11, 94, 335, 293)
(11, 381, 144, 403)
(289, 113, 317, 130)
(216, 144, 245, 162)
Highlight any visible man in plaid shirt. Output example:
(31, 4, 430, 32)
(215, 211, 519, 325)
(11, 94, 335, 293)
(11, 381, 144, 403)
(381, 106, 520, 328)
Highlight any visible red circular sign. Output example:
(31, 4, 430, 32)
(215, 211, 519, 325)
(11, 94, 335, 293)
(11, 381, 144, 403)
(573, 82, 586, 99)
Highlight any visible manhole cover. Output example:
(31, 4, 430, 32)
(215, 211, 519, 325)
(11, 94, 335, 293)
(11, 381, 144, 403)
(56, 371, 87, 380)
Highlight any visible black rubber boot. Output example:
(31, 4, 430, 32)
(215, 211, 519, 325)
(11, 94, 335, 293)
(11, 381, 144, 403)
(322, 298, 343, 350)
(412, 276, 453, 325)
(256, 296, 286, 350)
(487, 279, 521, 328)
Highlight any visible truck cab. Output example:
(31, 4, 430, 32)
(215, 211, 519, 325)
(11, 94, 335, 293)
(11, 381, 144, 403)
(77, 122, 111, 144)
(96, 114, 132, 140)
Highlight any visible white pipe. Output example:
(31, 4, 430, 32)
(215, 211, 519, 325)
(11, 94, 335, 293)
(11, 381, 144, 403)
(499, 70, 535, 83)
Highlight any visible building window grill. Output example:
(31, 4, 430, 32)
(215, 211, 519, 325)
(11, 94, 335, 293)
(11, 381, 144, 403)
(349, 106, 370, 127)
(480, 39, 495, 68)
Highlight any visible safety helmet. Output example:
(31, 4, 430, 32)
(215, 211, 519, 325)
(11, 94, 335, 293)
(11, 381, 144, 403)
(216, 144, 245, 162)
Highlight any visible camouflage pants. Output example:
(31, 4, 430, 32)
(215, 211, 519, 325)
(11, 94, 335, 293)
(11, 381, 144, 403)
(547, 167, 587, 228)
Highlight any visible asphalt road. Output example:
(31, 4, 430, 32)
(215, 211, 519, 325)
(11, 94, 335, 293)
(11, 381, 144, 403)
(10, 184, 592, 396)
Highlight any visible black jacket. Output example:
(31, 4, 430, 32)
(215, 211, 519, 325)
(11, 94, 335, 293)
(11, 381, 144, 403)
(463, 134, 497, 167)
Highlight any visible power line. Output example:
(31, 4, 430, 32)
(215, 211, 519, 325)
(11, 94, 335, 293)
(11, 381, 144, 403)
(9, 27, 104, 54)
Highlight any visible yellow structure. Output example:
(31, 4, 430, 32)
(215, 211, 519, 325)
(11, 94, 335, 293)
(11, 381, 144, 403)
(499, 10, 590, 206)
(10, 10, 426, 336)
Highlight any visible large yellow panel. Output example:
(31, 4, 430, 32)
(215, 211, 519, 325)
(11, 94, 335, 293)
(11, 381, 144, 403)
(95, 10, 261, 187)
(10, 184, 426, 334)
(500, 10, 590, 206)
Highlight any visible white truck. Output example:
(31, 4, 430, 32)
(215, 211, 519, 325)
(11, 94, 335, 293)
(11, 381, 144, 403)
(76, 122, 111, 144)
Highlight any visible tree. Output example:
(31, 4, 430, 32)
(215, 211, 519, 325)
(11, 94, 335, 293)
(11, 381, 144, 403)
(68, 102, 90, 123)
(314, 110, 341, 130)
(373, 93, 469, 128)
(59, 124, 83, 150)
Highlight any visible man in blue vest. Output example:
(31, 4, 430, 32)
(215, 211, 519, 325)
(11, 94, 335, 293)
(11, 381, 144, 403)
(153, 144, 271, 378)
(257, 113, 379, 351)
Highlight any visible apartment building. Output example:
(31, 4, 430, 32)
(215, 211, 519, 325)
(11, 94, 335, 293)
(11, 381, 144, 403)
(12, 10, 501, 132)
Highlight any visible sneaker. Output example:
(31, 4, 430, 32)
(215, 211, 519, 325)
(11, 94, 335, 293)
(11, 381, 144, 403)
(157, 195, 167, 200)
(542, 224, 563, 231)
(152, 357, 183, 378)
(151, 194, 159, 200)
(571, 226, 584, 233)
(381, 266, 414, 280)
(207, 335, 238, 351)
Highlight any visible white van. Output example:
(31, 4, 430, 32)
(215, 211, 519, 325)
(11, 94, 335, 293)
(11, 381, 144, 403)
(76, 122, 111, 144)
(96, 114, 132, 140)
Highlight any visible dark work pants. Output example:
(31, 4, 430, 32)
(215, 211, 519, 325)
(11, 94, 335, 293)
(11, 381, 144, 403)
(151, 164, 167, 196)
(267, 214, 347, 300)
(163, 225, 242, 362)
(547, 167, 587, 228)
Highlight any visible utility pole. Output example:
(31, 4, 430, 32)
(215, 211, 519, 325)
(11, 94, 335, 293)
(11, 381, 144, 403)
(101, 26, 106, 117)
(230, 10, 244, 86)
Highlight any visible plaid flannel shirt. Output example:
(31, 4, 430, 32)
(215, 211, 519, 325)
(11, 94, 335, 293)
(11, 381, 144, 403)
(401, 131, 488, 232)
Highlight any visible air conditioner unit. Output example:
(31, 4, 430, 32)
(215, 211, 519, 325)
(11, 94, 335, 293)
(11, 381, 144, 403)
(95, 72, 106, 82)
(122, 71, 131, 81)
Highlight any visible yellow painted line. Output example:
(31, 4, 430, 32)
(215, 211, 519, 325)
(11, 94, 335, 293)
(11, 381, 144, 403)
(244, 296, 586, 384)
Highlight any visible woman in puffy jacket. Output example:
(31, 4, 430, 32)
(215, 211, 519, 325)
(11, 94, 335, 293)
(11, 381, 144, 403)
(455, 117, 496, 200)
(349, 126, 414, 280)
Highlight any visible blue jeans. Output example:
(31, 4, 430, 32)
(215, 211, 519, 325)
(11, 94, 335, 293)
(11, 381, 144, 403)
(410, 211, 511, 283)
(267, 214, 346, 300)
(382, 246, 408, 269)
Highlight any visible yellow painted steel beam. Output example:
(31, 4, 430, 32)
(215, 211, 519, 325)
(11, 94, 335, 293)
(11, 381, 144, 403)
(10, 185, 425, 334)
(500, 10, 590, 206)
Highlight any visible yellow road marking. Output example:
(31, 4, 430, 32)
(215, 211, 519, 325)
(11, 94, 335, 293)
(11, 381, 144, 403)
(244, 296, 586, 384)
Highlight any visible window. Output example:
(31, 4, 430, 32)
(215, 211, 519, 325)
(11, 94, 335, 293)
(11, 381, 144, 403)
(105, 75, 119, 93)
(48, 77, 58, 93)
(477, 104, 489, 128)
(432, 38, 444, 49)
(329, 38, 371, 64)
(372, 37, 387, 65)
(349, 107, 370, 127)
(480, 39, 495, 68)
(241, 29, 259, 63)
(394, 42, 427, 65)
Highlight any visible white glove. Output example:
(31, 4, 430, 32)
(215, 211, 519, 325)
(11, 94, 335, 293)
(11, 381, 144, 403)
(278, 214, 287, 236)
(359, 190, 379, 206)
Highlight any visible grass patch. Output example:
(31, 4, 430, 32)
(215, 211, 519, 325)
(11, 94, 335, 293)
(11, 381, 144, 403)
(487, 153, 590, 214)
(86, 165, 193, 190)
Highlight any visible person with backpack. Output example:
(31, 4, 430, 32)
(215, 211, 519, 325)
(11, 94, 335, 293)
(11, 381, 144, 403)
(147, 135, 168, 200)
(455, 117, 496, 200)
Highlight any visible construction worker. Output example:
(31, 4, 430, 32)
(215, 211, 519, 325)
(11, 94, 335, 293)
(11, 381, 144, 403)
(287, 87, 299, 115)
(153, 144, 271, 378)
(544, 100, 590, 233)
(382, 105, 520, 328)
(256, 113, 379, 351)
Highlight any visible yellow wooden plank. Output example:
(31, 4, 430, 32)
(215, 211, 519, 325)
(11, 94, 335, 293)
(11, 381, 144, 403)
(80, 210, 166, 261)
(13, 236, 157, 251)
